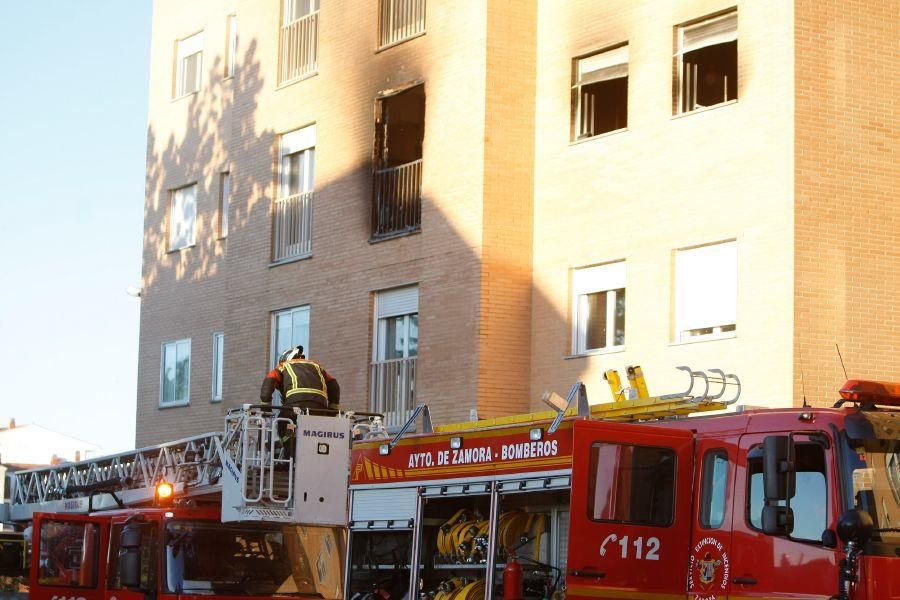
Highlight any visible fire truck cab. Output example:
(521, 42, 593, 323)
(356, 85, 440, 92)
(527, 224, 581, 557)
(345, 373, 900, 600)
(26, 504, 345, 600)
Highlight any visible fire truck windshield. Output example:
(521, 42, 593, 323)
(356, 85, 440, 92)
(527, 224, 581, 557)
(844, 412, 900, 550)
(164, 521, 344, 598)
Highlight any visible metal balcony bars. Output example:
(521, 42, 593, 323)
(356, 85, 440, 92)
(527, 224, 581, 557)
(273, 191, 313, 261)
(379, 0, 426, 49)
(369, 356, 417, 430)
(372, 159, 422, 238)
(279, 9, 318, 84)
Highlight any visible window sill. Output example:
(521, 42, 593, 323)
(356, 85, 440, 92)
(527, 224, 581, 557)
(171, 90, 200, 103)
(369, 228, 421, 244)
(669, 332, 737, 346)
(159, 400, 190, 409)
(167, 243, 196, 254)
(211, 397, 222, 403)
(269, 252, 313, 267)
(671, 99, 737, 120)
(277, 70, 319, 90)
(564, 346, 625, 360)
(375, 31, 426, 54)
(569, 127, 628, 146)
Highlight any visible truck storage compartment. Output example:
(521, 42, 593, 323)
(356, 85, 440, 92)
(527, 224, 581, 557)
(418, 489, 492, 599)
(347, 529, 413, 599)
(490, 488, 569, 600)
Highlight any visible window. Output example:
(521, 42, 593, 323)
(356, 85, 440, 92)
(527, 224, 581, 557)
(271, 306, 310, 369)
(274, 126, 315, 261)
(212, 332, 224, 402)
(225, 14, 237, 78)
(572, 262, 625, 354)
(674, 240, 736, 342)
(748, 442, 828, 542)
(161, 339, 191, 406)
(588, 443, 676, 526)
(378, 0, 426, 48)
(219, 172, 230, 238)
(371, 286, 419, 428)
(279, 0, 319, 84)
(373, 85, 425, 239)
(168, 184, 197, 251)
(699, 450, 729, 528)
(38, 520, 100, 587)
(572, 45, 628, 139)
(676, 11, 737, 114)
(175, 31, 204, 97)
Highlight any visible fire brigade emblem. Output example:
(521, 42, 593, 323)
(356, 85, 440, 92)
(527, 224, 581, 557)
(698, 552, 721, 585)
(688, 537, 729, 600)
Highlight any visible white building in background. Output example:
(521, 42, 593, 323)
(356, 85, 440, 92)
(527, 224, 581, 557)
(0, 419, 101, 506)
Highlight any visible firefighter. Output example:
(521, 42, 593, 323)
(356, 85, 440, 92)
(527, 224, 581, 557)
(260, 345, 341, 413)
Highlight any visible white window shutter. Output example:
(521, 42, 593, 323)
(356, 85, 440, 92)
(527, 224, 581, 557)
(578, 45, 629, 85)
(675, 241, 737, 332)
(682, 12, 737, 53)
(573, 262, 626, 295)
(377, 285, 419, 318)
(280, 125, 317, 157)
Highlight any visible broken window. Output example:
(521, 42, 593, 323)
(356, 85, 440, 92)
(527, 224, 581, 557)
(572, 45, 628, 140)
(372, 84, 424, 238)
(677, 11, 737, 113)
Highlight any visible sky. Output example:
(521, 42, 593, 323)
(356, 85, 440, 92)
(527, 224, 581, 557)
(0, 1, 153, 453)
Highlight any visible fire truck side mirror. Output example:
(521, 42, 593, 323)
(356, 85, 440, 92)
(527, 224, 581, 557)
(119, 523, 144, 589)
(763, 435, 795, 501)
(762, 505, 794, 536)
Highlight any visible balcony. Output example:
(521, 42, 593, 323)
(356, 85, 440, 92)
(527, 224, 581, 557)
(379, 0, 426, 48)
(370, 356, 417, 430)
(372, 159, 422, 240)
(279, 11, 318, 85)
(273, 191, 313, 262)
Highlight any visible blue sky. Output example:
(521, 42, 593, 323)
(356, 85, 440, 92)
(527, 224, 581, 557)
(0, 2, 153, 453)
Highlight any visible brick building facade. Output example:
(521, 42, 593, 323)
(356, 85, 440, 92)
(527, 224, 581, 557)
(136, 0, 899, 446)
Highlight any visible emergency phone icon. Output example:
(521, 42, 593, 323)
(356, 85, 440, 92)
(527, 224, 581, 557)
(599, 534, 618, 556)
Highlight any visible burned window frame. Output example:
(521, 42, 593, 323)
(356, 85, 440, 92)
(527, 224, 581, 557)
(675, 10, 738, 114)
(371, 83, 425, 240)
(571, 43, 629, 140)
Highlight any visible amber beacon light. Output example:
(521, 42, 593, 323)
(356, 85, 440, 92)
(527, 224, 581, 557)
(155, 482, 175, 506)
(839, 379, 900, 407)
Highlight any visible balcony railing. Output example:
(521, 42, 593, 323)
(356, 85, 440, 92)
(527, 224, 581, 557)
(379, 0, 426, 48)
(370, 356, 417, 430)
(273, 191, 313, 262)
(279, 11, 318, 84)
(372, 159, 422, 239)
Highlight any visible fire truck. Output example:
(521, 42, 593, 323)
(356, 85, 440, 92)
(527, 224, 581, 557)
(0, 411, 358, 600)
(344, 367, 900, 600)
(1, 366, 898, 600)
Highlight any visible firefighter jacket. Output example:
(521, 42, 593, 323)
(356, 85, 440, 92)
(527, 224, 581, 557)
(260, 358, 341, 411)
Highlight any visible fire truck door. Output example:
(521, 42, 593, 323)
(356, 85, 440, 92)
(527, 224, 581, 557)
(687, 440, 738, 600)
(728, 432, 840, 599)
(566, 421, 695, 599)
(30, 513, 109, 600)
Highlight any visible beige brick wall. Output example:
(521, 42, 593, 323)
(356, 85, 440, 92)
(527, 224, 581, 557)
(794, 0, 900, 407)
(138, 0, 899, 446)
(138, 0, 501, 445)
(528, 0, 796, 408)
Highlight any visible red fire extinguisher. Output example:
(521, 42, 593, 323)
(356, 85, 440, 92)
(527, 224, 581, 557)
(503, 556, 523, 600)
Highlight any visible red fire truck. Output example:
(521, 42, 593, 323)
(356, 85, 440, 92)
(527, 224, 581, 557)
(1, 412, 354, 600)
(345, 368, 900, 600)
(3, 368, 898, 600)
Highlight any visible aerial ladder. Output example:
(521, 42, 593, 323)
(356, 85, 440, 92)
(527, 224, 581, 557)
(1, 407, 388, 526)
